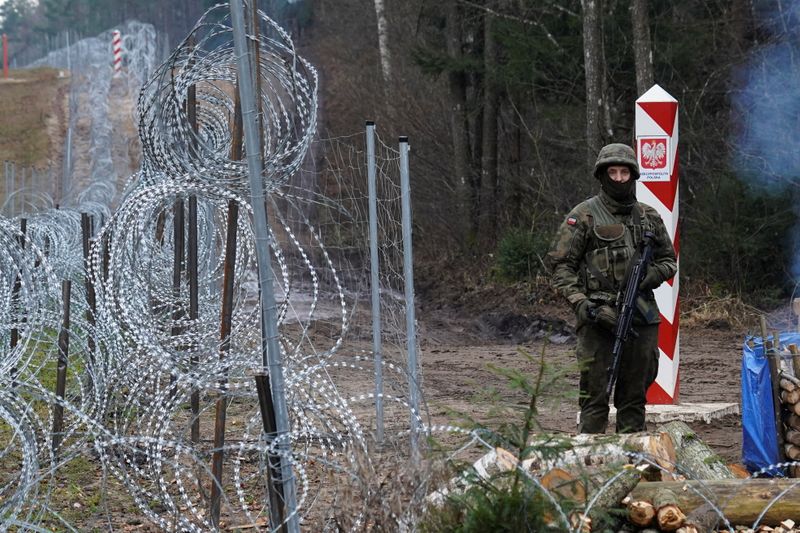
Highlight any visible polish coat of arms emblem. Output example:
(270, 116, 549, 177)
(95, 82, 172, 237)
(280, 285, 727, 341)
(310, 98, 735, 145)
(639, 138, 668, 170)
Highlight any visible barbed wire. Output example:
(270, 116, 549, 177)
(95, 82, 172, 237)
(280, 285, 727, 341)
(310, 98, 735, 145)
(4, 4, 799, 532)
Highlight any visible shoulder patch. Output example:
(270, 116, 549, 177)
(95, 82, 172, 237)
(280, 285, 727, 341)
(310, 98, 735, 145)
(567, 217, 577, 226)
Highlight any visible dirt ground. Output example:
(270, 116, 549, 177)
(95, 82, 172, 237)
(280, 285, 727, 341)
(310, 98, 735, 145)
(410, 272, 748, 465)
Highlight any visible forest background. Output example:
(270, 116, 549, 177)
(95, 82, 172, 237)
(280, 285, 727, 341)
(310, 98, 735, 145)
(3, 0, 799, 310)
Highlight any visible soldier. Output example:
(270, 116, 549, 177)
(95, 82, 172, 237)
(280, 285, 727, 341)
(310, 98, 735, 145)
(546, 143, 677, 433)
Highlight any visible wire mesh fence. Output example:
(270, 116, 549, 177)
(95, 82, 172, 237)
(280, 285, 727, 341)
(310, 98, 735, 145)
(1, 3, 799, 533)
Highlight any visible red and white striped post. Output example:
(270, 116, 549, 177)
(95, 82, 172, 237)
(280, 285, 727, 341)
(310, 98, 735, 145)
(111, 30, 122, 77)
(635, 84, 680, 405)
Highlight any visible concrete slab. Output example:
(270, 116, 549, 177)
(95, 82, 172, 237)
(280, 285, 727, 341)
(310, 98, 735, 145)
(577, 402, 740, 427)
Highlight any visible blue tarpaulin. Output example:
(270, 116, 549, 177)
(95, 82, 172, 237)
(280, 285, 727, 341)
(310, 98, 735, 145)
(741, 333, 800, 476)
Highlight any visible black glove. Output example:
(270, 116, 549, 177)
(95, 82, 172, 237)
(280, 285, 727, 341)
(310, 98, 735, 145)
(575, 299, 597, 327)
(639, 266, 662, 291)
(594, 305, 618, 332)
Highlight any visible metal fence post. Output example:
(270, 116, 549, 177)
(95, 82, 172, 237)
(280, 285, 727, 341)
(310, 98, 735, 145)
(399, 136, 421, 456)
(366, 121, 384, 444)
(228, 1, 299, 530)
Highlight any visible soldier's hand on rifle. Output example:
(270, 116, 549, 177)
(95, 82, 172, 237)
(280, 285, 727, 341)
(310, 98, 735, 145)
(594, 305, 618, 332)
(639, 266, 662, 291)
(575, 299, 597, 327)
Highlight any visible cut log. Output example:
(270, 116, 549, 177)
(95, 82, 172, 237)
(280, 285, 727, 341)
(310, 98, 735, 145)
(541, 467, 586, 502)
(780, 377, 797, 392)
(585, 465, 642, 530)
(789, 414, 800, 431)
(780, 388, 800, 404)
(627, 500, 655, 527)
(728, 463, 751, 478)
(791, 402, 800, 416)
(568, 512, 591, 533)
(522, 432, 676, 473)
(658, 421, 735, 479)
(675, 526, 698, 533)
(425, 447, 519, 506)
(786, 429, 800, 446)
(780, 371, 800, 387)
(428, 432, 677, 507)
(684, 502, 723, 532)
(629, 479, 800, 526)
(653, 488, 686, 531)
(785, 444, 800, 461)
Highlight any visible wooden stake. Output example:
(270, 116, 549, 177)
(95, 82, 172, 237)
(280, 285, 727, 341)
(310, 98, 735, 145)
(210, 75, 251, 528)
(789, 343, 800, 379)
(52, 280, 71, 455)
(81, 213, 96, 370)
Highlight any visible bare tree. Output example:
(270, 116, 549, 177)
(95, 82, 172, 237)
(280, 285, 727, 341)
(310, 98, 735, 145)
(446, 0, 473, 238)
(373, 0, 392, 86)
(581, 0, 602, 169)
(482, 4, 499, 239)
(631, 0, 654, 96)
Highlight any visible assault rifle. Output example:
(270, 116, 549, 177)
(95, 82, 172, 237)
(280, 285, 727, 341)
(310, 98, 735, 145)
(605, 231, 656, 398)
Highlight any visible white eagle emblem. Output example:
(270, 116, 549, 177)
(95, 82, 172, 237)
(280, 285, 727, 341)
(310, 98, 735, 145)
(641, 140, 667, 169)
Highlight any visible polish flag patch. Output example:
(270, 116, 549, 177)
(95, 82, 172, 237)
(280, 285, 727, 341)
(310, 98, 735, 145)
(567, 217, 577, 226)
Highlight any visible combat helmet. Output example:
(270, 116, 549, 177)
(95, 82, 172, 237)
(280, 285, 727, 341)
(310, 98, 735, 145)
(593, 143, 640, 180)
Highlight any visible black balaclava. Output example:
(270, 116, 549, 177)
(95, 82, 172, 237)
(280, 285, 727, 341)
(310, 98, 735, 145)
(600, 166, 636, 203)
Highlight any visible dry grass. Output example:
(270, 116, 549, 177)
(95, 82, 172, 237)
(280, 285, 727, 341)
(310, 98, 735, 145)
(682, 282, 764, 331)
(0, 67, 69, 167)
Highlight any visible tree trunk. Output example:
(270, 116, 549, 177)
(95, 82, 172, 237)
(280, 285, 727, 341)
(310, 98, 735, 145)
(629, 479, 800, 526)
(521, 432, 676, 473)
(631, 0, 654, 96)
(660, 420, 735, 480)
(482, 5, 498, 241)
(373, 0, 392, 87)
(445, 0, 473, 241)
(470, 69, 483, 243)
(581, 0, 603, 169)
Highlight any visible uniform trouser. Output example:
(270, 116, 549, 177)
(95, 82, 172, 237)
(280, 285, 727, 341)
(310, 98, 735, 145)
(576, 322, 659, 433)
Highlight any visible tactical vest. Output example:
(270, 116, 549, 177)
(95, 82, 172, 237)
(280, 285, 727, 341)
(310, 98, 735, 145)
(582, 196, 648, 302)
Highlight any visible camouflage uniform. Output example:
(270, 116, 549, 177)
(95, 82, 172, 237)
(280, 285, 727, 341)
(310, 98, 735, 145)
(546, 144, 677, 433)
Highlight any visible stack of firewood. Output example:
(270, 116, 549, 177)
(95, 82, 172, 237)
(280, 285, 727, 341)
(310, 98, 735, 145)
(774, 338, 800, 477)
(625, 486, 800, 532)
(431, 419, 800, 531)
(756, 318, 800, 478)
(779, 366, 800, 476)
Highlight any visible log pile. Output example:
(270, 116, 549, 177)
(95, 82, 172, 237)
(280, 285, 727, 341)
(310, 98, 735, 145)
(427, 421, 800, 532)
(775, 338, 800, 477)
